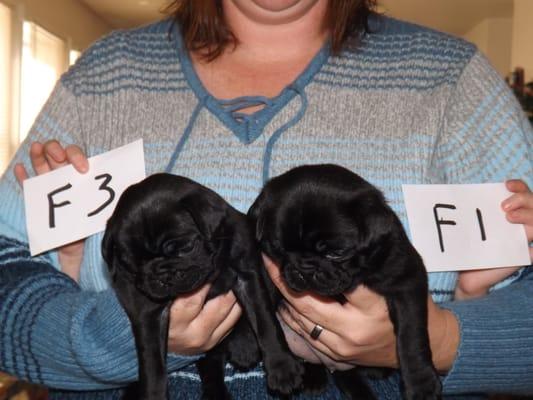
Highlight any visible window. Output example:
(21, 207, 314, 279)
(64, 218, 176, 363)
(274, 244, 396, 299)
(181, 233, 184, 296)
(0, 12, 69, 175)
(19, 21, 67, 142)
(69, 49, 81, 66)
(0, 2, 12, 173)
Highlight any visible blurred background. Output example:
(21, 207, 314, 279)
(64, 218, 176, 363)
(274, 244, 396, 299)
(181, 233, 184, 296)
(0, 0, 532, 175)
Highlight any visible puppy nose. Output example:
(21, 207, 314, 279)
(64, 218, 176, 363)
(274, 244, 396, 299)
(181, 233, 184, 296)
(155, 263, 175, 273)
(296, 262, 316, 272)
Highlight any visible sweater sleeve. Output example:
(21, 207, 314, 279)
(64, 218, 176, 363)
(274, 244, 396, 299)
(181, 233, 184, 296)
(433, 50, 532, 187)
(0, 237, 198, 390)
(434, 51, 533, 395)
(441, 268, 533, 395)
(0, 38, 198, 390)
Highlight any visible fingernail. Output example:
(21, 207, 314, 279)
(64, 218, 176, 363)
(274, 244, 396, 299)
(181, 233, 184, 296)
(225, 291, 236, 302)
(501, 200, 512, 211)
(50, 147, 64, 161)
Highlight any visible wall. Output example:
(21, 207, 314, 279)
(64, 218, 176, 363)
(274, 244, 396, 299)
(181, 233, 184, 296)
(464, 19, 490, 56)
(511, 0, 533, 83)
(1, 0, 112, 51)
(463, 17, 513, 78)
(486, 18, 513, 79)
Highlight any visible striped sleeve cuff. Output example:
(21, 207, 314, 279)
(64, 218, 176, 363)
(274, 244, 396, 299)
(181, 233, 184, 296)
(440, 267, 533, 395)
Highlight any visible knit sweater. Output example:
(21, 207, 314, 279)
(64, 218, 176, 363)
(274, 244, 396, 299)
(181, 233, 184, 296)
(0, 15, 532, 398)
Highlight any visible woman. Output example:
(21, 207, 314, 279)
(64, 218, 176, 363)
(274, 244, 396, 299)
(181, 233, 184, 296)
(2, 0, 532, 398)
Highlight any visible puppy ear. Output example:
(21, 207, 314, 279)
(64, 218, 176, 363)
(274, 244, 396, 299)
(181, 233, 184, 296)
(101, 223, 117, 278)
(181, 192, 228, 239)
(348, 192, 395, 257)
(247, 191, 266, 241)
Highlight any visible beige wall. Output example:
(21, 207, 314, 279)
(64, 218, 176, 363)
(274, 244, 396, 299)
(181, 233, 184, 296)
(464, 20, 490, 57)
(463, 17, 513, 78)
(511, 0, 533, 83)
(2, 0, 112, 51)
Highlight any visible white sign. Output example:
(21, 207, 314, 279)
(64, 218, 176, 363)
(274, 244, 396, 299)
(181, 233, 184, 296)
(24, 140, 146, 255)
(402, 183, 530, 272)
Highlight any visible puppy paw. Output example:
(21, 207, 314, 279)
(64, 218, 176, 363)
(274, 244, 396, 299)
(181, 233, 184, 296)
(201, 388, 232, 400)
(228, 348, 260, 370)
(264, 356, 305, 395)
(333, 369, 377, 400)
(121, 383, 139, 400)
(301, 363, 328, 395)
(227, 334, 261, 370)
(405, 372, 442, 400)
(357, 366, 394, 380)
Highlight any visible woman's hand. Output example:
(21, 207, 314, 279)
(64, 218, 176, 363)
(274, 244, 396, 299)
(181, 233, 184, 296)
(455, 179, 533, 300)
(264, 255, 459, 373)
(503, 179, 533, 258)
(167, 285, 242, 355)
(14, 140, 89, 281)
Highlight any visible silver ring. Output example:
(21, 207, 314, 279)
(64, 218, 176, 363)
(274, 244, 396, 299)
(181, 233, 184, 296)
(309, 324, 324, 340)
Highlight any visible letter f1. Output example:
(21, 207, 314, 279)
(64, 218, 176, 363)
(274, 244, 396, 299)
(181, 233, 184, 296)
(433, 203, 457, 252)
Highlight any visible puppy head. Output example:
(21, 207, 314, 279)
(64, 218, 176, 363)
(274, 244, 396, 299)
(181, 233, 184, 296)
(249, 164, 395, 297)
(103, 173, 229, 302)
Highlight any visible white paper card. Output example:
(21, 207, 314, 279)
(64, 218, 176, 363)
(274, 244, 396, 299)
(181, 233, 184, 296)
(402, 183, 530, 272)
(24, 139, 146, 255)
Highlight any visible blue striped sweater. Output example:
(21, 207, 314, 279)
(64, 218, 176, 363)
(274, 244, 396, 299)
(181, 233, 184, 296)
(0, 15, 532, 398)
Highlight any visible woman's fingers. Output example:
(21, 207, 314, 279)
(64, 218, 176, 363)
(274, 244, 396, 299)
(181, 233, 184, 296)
(503, 179, 533, 250)
(278, 303, 343, 360)
(14, 163, 29, 186)
(197, 291, 240, 335)
(505, 179, 529, 193)
(15, 142, 88, 188)
(30, 141, 89, 175)
(505, 203, 533, 225)
(65, 144, 89, 173)
(42, 140, 69, 169)
(206, 300, 242, 347)
(30, 142, 52, 174)
(168, 287, 243, 355)
(263, 254, 398, 367)
(170, 284, 212, 321)
(343, 284, 388, 314)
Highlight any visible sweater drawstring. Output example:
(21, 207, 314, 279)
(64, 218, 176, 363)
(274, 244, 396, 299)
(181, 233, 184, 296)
(165, 86, 308, 181)
(219, 96, 273, 120)
(219, 96, 273, 144)
(262, 84, 308, 183)
(165, 96, 207, 173)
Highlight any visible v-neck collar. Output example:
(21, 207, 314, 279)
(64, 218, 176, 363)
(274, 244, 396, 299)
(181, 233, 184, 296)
(170, 23, 331, 144)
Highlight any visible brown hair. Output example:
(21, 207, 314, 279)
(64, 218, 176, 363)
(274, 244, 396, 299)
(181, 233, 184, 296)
(164, 0, 377, 61)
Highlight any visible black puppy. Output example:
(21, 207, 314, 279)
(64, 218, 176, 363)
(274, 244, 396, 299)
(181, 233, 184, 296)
(102, 173, 304, 400)
(248, 164, 442, 400)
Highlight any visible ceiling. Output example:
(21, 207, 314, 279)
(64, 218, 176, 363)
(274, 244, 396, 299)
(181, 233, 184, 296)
(81, 0, 170, 29)
(81, 0, 514, 36)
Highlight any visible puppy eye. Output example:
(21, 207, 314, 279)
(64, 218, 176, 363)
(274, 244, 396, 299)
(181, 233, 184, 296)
(161, 239, 196, 257)
(315, 240, 327, 252)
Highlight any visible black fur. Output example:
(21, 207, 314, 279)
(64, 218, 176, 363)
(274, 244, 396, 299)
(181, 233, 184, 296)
(102, 173, 304, 400)
(248, 164, 442, 400)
